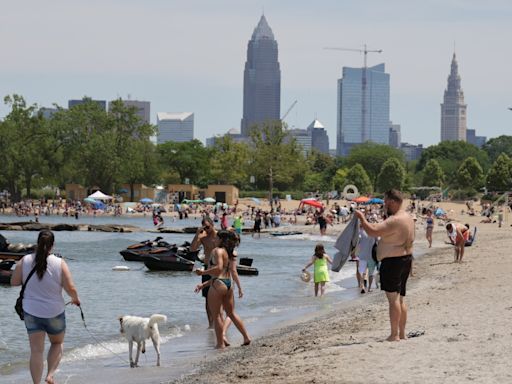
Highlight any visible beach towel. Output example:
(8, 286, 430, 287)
(331, 215, 360, 272)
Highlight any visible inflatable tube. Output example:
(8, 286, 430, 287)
(112, 265, 130, 271)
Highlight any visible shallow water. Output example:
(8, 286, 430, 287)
(0, 216, 426, 383)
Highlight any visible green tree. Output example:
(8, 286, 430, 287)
(422, 159, 445, 187)
(417, 141, 489, 185)
(332, 167, 349, 191)
(209, 136, 250, 187)
(486, 153, 512, 192)
(121, 140, 160, 201)
(482, 135, 512, 163)
(249, 122, 307, 198)
(346, 142, 405, 187)
(376, 158, 406, 192)
(0, 95, 50, 199)
(158, 140, 211, 187)
(456, 157, 484, 189)
(346, 164, 373, 194)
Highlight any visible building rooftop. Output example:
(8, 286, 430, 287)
(307, 119, 325, 129)
(251, 15, 275, 40)
(157, 112, 193, 121)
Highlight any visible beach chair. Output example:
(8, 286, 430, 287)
(465, 227, 477, 247)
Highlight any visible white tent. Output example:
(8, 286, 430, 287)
(87, 191, 113, 200)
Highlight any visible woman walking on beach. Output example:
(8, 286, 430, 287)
(11, 230, 80, 384)
(303, 244, 333, 297)
(195, 230, 251, 349)
(425, 209, 434, 248)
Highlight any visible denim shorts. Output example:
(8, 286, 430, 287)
(24, 311, 66, 335)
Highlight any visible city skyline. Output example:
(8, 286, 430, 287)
(0, 1, 511, 149)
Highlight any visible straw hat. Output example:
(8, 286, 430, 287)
(300, 270, 311, 283)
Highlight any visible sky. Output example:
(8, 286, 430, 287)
(1, 0, 511, 149)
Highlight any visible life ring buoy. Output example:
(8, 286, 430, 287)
(343, 184, 359, 200)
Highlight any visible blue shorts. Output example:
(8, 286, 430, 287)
(24, 311, 66, 335)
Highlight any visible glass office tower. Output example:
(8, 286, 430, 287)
(336, 63, 390, 156)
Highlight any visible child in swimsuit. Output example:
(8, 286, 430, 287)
(303, 243, 333, 297)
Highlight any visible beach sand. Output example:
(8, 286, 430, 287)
(169, 203, 512, 384)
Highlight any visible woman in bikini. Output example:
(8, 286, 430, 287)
(195, 230, 251, 349)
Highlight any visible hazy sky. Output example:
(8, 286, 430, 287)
(1, 0, 511, 148)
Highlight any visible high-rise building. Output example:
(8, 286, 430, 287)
(109, 100, 150, 124)
(156, 112, 194, 144)
(288, 128, 312, 157)
(68, 99, 106, 111)
(241, 15, 281, 136)
(389, 123, 401, 148)
(307, 119, 330, 155)
(337, 64, 390, 156)
(440, 53, 467, 142)
(466, 129, 486, 148)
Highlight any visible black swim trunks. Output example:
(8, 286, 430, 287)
(201, 274, 212, 298)
(379, 255, 412, 296)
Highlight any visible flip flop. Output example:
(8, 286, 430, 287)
(407, 330, 425, 338)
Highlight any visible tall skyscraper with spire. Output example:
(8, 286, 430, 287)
(440, 53, 467, 142)
(241, 15, 281, 136)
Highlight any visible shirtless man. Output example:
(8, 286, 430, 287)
(190, 216, 217, 327)
(355, 189, 415, 342)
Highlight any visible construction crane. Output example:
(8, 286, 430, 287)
(281, 99, 298, 122)
(324, 44, 382, 143)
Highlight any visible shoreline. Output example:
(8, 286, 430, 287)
(168, 220, 510, 383)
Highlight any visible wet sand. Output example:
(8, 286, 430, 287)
(168, 207, 512, 383)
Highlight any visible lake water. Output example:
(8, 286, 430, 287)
(0, 215, 425, 383)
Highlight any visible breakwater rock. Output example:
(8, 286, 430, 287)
(0, 222, 141, 233)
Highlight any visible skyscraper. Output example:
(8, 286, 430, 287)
(336, 64, 390, 156)
(307, 119, 330, 154)
(441, 53, 467, 142)
(241, 15, 281, 136)
(156, 112, 194, 144)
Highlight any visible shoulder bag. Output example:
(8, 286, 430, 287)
(14, 265, 37, 321)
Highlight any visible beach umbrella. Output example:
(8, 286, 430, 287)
(353, 196, 370, 203)
(364, 198, 384, 205)
(300, 199, 324, 209)
(84, 197, 96, 204)
(203, 197, 216, 203)
(140, 198, 153, 204)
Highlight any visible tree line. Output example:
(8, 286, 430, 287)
(1, 95, 512, 202)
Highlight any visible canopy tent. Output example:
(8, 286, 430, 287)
(140, 198, 153, 204)
(299, 199, 324, 209)
(363, 197, 384, 205)
(352, 196, 371, 203)
(203, 197, 216, 204)
(88, 191, 113, 200)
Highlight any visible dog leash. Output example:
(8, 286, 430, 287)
(66, 302, 130, 365)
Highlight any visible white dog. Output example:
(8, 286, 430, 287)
(119, 314, 167, 368)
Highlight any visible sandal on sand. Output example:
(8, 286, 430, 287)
(407, 330, 425, 338)
(241, 340, 251, 346)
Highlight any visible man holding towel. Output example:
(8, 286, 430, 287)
(355, 189, 415, 342)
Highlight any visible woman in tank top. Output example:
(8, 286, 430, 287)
(11, 230, 80, 384)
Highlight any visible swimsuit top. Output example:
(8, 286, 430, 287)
(426, 217, 434, 227)
(208, 248, 230, 279)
